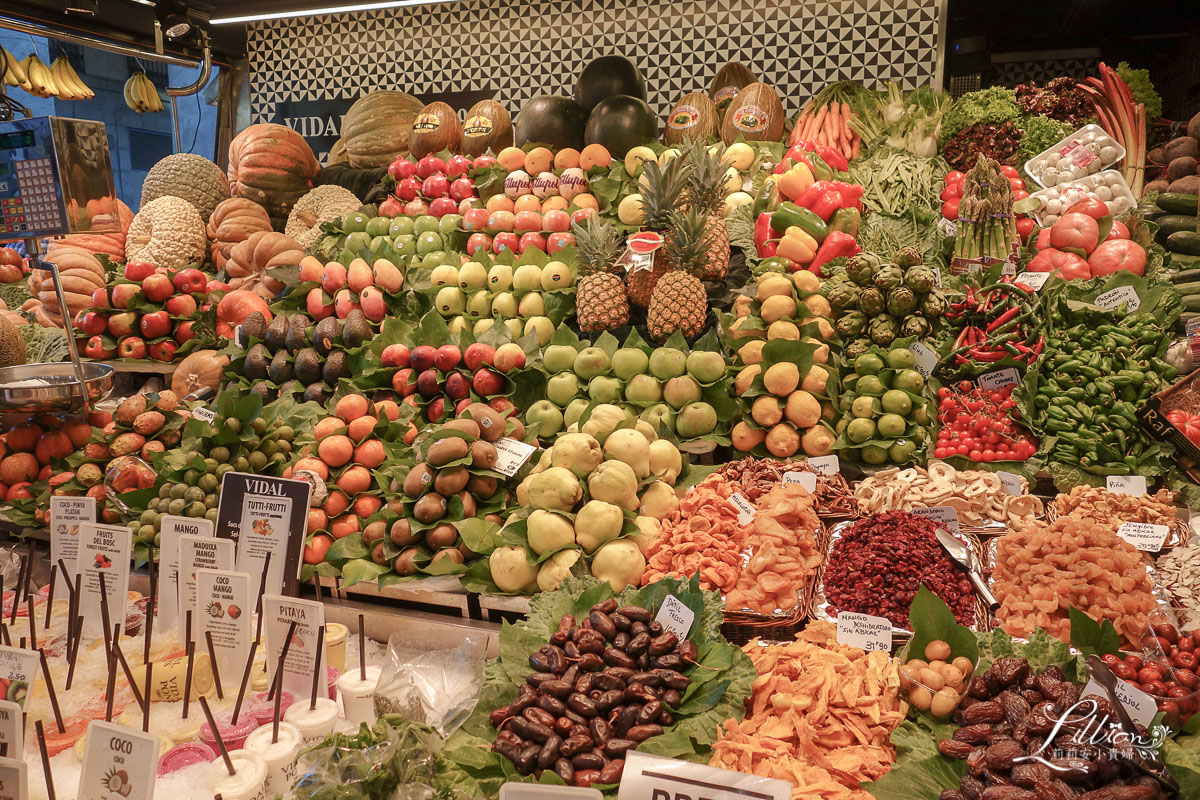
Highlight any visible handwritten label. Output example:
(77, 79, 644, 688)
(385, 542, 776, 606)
(1094, 285, 1141, 313)
(50, 495, 95, 579)
(79, 721, 158, 800)
(836, 612, 892, 652)
(1107, 475, 1147, 497)
(191, 406, 217, 424)
(618, 751, 791, 800)
(0, 701, 21, 757)
(996, 471, 1024, 496)
(909, 505, 961, 534)
(910, 342, 938, 378)
(1081, 678, 1157, 729)
(977, 368, 1021, 391)
(0, 757, 25, 800)
(781, 471, 817, 492)
(492, 437, 538, 477)
(1116, 522, 1170, 552)
(1015, 271, 1051, 290)
(806, 455, 840, 475)
(727, 493, 756, 525)
(0, 649, 37, 711)
(654, 596, 695, 640)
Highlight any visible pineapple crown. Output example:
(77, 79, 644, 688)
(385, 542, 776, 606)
(572, 213, 623, 276)
(639, 155, 691, 232)
(663, 207, 714, 277)
(683, 138, 731, 216)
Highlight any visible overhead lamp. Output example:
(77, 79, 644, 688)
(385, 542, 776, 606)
(64, 0, 99, 15)
(210, 0, 455, 25)
(155, 0, 192, 39)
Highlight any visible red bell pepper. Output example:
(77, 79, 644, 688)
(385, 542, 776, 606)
(787, 139, 849, 172)
(807, 231, 860, 276)
(829, 181, 864, 213)
(754, 212, 778, 258)
(796, 181, 843, 222)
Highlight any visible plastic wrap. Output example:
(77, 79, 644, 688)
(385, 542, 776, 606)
(292, 717, 441, 800)
(372, 628, 485, 737)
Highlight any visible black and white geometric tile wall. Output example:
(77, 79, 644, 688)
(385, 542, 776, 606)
(248, 0, 941, 127)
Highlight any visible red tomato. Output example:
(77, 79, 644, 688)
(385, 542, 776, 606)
(942, 198, 960, 220)
(304, 534, 333, 564)
(1089, 239, 1147, 277)
(1050, 212, 1100, 254)
(945, 171, 965, 184)
(1035, 228, 1053, 251)
(1066, 197, 1110, 219)
(1027, 248, 1091, 279)
(940, 184, 962, 201)
(1013, 189, 1029, 201)
(1015, 217, 1034, 243)
(1009, 177, 1025, 192)
(1000, 165, 1019, 178)
(1106, 220, 1130, 240)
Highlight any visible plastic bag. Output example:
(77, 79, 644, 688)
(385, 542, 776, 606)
(292, 716, 440, 800)
(372, 628, 485, 737)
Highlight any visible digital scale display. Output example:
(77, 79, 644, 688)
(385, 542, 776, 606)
(0, 131, 34, 151)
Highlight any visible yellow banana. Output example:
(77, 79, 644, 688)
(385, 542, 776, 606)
(61, 57, 93, 99)
(123, 73, 143, 112)
(140, 73, 163, 112)
(26, 55, 59, 98)
(49, 59, 78, 100)
(2, 48, 30, 91)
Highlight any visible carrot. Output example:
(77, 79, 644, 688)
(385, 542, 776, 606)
(840, 102, 852, 154)
(823, 104, 838, 145)
(851, 132, 860, 160)
(812, 104, 828, 142)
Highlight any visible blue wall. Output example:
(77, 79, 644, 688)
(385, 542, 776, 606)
(0, 30, 218, 212)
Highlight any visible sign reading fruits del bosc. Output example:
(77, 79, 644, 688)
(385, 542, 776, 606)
(272, 89, 498, 163)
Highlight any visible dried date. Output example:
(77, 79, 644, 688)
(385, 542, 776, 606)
(962, 701, 1005, 725)
(938, 739, 974, 759)
(954, 724, 995, 744)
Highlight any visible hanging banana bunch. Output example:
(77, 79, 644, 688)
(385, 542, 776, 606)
(19, 54, 59, 98)
(0, 48, 32, 93)
(49, 56, 94, 100)
(124, 71, 163, 113)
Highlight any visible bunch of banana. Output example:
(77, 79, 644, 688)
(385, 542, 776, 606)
(50, 57, 93, 100)
(124, 72, 163, 113)
(21, 55, 62, 98)
(1, 48, 32, 93)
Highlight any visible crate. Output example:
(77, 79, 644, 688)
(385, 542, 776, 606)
(1137, 367, 1200, 484)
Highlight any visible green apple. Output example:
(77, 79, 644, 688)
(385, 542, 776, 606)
(663, 376, 702, 410)
(640, 403, 676, 433)
(589, 376, 623, 404)
(547, 373, 580, 406)
(624, 374, 662, 404)
(438, 214, 462, 237)
(564, 397, 590, 429)
(675, 401, 717, 438)
(543, 345, 578, 373)
(649, 348, 687, 379)
(686, 350, 726, 383)
(391, 234, 416, 257)
(342, 211, 369, 232)
(573, 346, 611, 380)
(612, 348, 649, 380)
(388, 217, 415, 237)
(414, 215, 440, 234)
(527, 400, 564, 437)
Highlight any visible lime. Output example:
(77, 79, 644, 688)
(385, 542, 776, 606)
(913, 405, 931, 426)
(388, 217, 415, 237)
(857, 375, 885, 396)
(342, 211, 369, 232)
(252, 418, 267, 435)
(184, 486, 204, 503)
(847, 418, 876, 443)
(861, 444, 889, 465)
(893, 370, 924, 395)
(262, 440, 278, 457)
(854, 353, 885, 375)
(842, 373, 859, 391)
(271, 452, 288, 466)
(139, 525, 156, 543)
(851, 396, 878, 419)
(205, 508, 219, 523)
(877, 413, 907, 438)
(889, 439, 918, 463)
(233, 457, 250, 472)
(881, 390, 913, 415)
(168, 498, 186, 515)
(184, 469, 201, 486)
(886, 348, 915, 370)
(438, 214, 462, 237)
(127, 521, 140, 535)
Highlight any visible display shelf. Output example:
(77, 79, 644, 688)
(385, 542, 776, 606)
(312, 574, 473, 616)
(99, 359, 178, 375)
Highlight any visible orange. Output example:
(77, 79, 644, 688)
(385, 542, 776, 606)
(355, 439, 386, 468)
(485, 194, 514, 214)
(496, 146, 526, 172)
(307, 508, 328, 533)
(540, 196, 568, 213)
(374, 400, 400, 421)
(352, 494, 383, 518)
(313, 416, 344, 440)
(336, 465, 373, 495)
(322, 490, 350, 517)
(329, 514, 360, 539)
(572, 193, 599, 211)
(513, 194, 541, 214)
(579, 144, 611, 171)
(524, 147, 553, 175)
(317, 434, 354, 468)
(346, 415, 378, 442)
(334, 393, 370, 422)
(554, 148, 581, 170)
(293, 457, 328, 480)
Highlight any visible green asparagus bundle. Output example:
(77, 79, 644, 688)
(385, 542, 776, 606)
(951, 155, 1019, 269)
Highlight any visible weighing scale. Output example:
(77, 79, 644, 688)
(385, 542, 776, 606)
(0, 116, 117, 414)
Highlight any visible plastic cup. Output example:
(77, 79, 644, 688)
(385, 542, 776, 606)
(250, 652, 269, 692)
(283, 697, 338, 745)
(200, 709, 260, 752)
(40, 716, 88, 757)
(328, 666, 339, 700)
(158, 742, 216, 777)
(244, 690, 293, 727)
(211, 750, 268, 800)
(336, 665, 380, 726)
(243, 722, 301, 797)
(324, 623, 348, 673)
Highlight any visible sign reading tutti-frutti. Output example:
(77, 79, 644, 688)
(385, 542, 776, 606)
(247, 0, 941, 158)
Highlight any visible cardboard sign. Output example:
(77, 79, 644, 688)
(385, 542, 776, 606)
(0, 756, 25, 800)
(50, 496, 95, 579)
(781, 471, 817, 492)
(78, 523, 131, 631)
(1094, 285, 1141, 313)
(909, 505, 962, 534)
(1107, 475, 1147, 497)
(78, 721, 158, 800)
(806, 455, 840, 475)
(262, 594, 326, 698)
(196, 569, 251, 691)
(500, 783, 601, 800)
(157, 515, 214, 633)
(727, 493, 756, 525)
(618, 751, 790, 800)
(0, 701, 21, 756)
(977, 368, 1021, 391)
(836, 612, 892, 652)
(910, 342, 938, 378)
(216, 472, 312, 597)
(1081, 678, 1157, 729)
(0, 647, 39, 710)
(1116, 522, 1170, 552)
(654, 596, 695, 640)
(1015, 271, 1051, 290)
(492, 437, 538, 477)
(178, 535, 234, 641)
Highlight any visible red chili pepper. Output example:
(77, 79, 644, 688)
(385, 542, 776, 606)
(969, 347, 1009, 362)
(754, 212, 777, 258)
(986, 307, 1020, 333)
(1032, 335, 1045, 355)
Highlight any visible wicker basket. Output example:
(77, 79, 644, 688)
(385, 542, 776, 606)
(1045, 504, 1189, 551)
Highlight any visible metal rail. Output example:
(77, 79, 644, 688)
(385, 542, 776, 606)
(0, 13, 202, 68)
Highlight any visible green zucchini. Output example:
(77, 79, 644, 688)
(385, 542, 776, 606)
(1183, 295, 1200, 312)
(1157, 192, 1200, 215)
(1170, 268, 1200, 284)
(1156, 215, 1199, 243)
(1169, 231, 1200, 256)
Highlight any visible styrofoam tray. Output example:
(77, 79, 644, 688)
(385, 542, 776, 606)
(1029, 169, 1137, 226)
(1025, 123, 1125, 189)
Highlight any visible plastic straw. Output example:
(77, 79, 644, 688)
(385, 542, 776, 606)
(182, 640, 195, 720)
(143, 661, 152, 732)
(268, 620, 297, 702)
(64, 617, 80, 690)
(309, 625, 325, 711)
(25, 596, 36, 651)
(198, 695, 236, 776)
(9, 549, 26, 625)
(0, 624, 7, 648)
(34, 720, 55, 800)
(38, 649, 63, 733)
(55, 560, 72, 596)
(98, 571, 111, 656)
(205, 630, 224, 700)
(230, 641, 258, 726)
(254, 551, 272, 644)
(271, 667, 283, 743)
(358, 613, 366, 681)
(144, 549, 156, 663)
(44, 564, 57, 631)
(113, 624, 145, 711)
(104, 632, 117, 721)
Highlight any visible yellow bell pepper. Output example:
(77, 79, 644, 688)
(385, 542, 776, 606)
(777, 161, 815, 202)
(777, 226, 818, 264)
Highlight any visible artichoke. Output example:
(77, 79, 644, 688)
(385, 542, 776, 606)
(896, 245, 923, 268)
(869, 314, 898, 346)
(887, 286, 918, 317)
(858, 287, 886, 316)
(901, 314, 931, 338)
(872, 264, 904, 292)
(835, 311, 868, 338)
(904, 266, 937, 294)
(827, 280, 861, 310)
(845, 338, 873, 360)
(846, 254, 879, 286)
(921, 291, 948, 318)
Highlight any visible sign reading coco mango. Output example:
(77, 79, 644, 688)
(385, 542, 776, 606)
(196, 569, 251, 691)
(216, 473, 311, 597)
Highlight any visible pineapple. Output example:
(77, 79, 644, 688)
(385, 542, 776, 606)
(628, 157, 690, 307)
(647, 209, 710, 342)
(682, 139, 731, 281)
(573, 214, 629, 332)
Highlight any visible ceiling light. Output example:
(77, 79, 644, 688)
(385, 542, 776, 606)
(64, 0, 99, 15)
(210, 0, 454, 24)
(155, 0, 192, 38)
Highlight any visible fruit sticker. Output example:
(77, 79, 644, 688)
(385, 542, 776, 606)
(412, 112, 443, 133)
(732, 104, 768, 133)
(713, 86, 740, 117)
(462, 114, 494, 137)
(668, 104, 701, 131)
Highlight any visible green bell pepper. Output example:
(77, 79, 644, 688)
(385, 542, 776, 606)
(828, 207, 861, 238)
(770, 202, 827, 244)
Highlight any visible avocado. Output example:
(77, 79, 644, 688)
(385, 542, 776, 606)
(341, 309, 371, 349)
(269, 350, 293, 384)
(249, 381, 275, 401)
(286, 314, 311, 353)
(277, 380, 298, 396)
(244, 343, 270, 380)
(294, 348, 323, 385)
(323, 350, 350, 386)
(313, 317, 340, 356)
(239, 311, 267, 347)
(303, 382, 329, 404)
(263, 313, 289, 353)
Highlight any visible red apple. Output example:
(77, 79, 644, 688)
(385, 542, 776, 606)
(571, 208, 596, 225)
(410, 345, 437, 372)
(404, 198, 430, 216)
(124, 261, 155, 281)
(139, 310, 171, 339)
(396, 177, 421, 202)
(84, 335, 116, 359)
(110, 283, 140, 309)
(429, 197, 459, 218)
(416, 369, 441, 399)
(494, 342, 526, 373)
(444, 371, 471, 400)
(472, 155, 496, 170)
(466, 233, 493, 255)
(464, 342, 495, 371)
(514, 210, 542, 232)
(91, 287, 110, 309)
(381, 344, 410, 368)
(148, 339, 177, 362)
(422, 174, 450, 199)
(391, 367, 416, 396)
(107, 311, 138, 338)
(463, 208, 490, 231)
(118, 336, 147, 359)
(450, 177, 476, 201)
(435, 344, 462, 371)
(488, 211, 514, 232)
(472, 368, 505, 397)
(492, 232, 518, 254)
(547, 232, 574, 254)
(207, 280, 231, 293)
(388, 159, 416, 181)
(73, 310, 107, 336)
(379, 196, 404, 218)
(446, 155, 473, 178)
(172, 268, 207, 294)
(489, 396, 518, 417)
(416, 156, 445, 180)
(425, 396, 447, 423)
(174, 320, 196, 344)
(518, 232, 547, 254)
(165, 294, 198, 317)
(543, 209, 570, 233)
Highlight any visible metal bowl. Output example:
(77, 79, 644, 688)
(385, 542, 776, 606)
(0, 362, 114, 413)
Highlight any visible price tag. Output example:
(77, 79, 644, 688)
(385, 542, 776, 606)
(727, 493, 756, 525)
(492, 437, 538, 477)
(1107, 475, 1147, 497)
(836, 612, 892, 652)
(50, 495, 95, 579)
(79, 721, 158, 800)
(619, 751, 791, 800)
(806, 455, 840, 475)
(1094, 285, 1141, 313)
(1116, 522, 1170, 552)
(1015, 271, 1051, 290)
(996, 471, 1024, 496)
(191, 406, 217, 424)
(909, 505, 961, 534)
(216, 472, 313, 598)
(262, 594, 326, 699)
(78, 523, 131, 631)
(1081, 678, 1157, 729)
(178, 534, 234, 642)
(0, 756, 25, 800)
(157, 515, 213, 633)
(0, 701, 21, 757)
(910, 342, 938, 378)
(937, 218, 957, 239)
(654, 595, 695, 640)
(195, 568, 251, 691)
(781, 471, 817, 492)
(977, 368, 1021, 391)
(0, 649, 37, 711)
(932, 267, 943, 288)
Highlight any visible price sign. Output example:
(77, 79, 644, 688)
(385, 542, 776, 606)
(79, 721, 158, 800)
(1015, 271, 1051, 290)
(0, 757, 24, 800)
(1094, 285, 1141, 313)
(619, 752, 791, 800)
(727, 493, 756, 525)
(263, 594, 327, 699)
(50, 495, 95, 579)
(977, 369, 1021, 391)
(836, 612, 892, 652)
(157, 515, 214, 633)
(807, 455, 840, 475)
(910, 342, 938, 378)
(1107, 475, 1147, 497)
(0, 701, 21, 757)
(781, 471, 817, 492)
(195, 569, 251, 691)
(492, 437, 538, 477)
(500, 785, 600, 800)
(654, 595, 695, 640)
(1116, 522, 1170, 552)
(78, 523, 131, 630)
(996, 471, 1024, 496)
(178, 534, 234, 642)
(909, 505, 961, 535)
(0, 647, 40, 711)
(1081, 678, 1157, 729)
(216, 472, 312, 597)
(191, 406, 217, 424)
